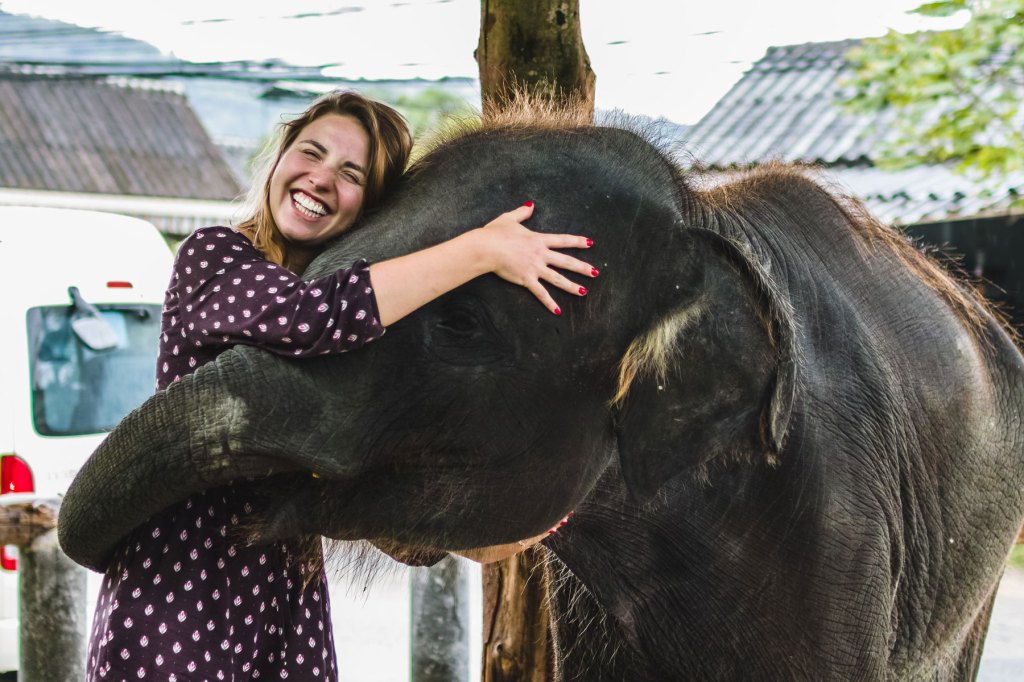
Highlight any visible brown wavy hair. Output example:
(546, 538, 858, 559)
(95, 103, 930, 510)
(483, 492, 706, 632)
(235, 91, 413, 268)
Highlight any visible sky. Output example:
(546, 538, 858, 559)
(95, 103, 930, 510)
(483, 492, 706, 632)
(0, 0, 965, 124)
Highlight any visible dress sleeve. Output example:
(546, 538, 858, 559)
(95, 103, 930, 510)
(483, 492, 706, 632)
(171, 227, 385, 357)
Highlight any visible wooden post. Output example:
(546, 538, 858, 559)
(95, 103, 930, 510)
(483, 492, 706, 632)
(476, 0, 595, 119)
(0, 499, 87, 681)
(475, 4, 594, 678)
(481, 547, 552, 682)
(19, 527, 88, 681)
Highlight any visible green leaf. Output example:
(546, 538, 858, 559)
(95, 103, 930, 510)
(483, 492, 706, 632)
(912, 0, 968, 18)
(837, 0, 1024, 178)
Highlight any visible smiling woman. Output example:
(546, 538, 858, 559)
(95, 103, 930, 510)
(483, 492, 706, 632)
(268, 114, 370, 252)
(236, 92, 408, 275)
(77, 89, 599, 682)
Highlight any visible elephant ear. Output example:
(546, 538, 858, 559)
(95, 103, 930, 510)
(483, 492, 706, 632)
(613, 228, 797, 503)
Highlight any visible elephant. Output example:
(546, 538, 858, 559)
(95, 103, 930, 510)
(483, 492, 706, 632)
(60, 107, 1024, 681)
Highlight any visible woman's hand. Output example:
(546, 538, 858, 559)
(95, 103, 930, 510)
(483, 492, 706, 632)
(473, 201, 597, 315)
(369, 201, 596, 326)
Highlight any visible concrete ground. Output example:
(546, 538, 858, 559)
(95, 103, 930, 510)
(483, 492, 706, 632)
(978, 566, 1024, 681)
(330, 563, 1024, 682)
(330, 561, 483, 682)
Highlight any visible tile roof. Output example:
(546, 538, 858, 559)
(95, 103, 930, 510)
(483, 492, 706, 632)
(683, 39, 1024, 225)
(0, 73, 242, 200)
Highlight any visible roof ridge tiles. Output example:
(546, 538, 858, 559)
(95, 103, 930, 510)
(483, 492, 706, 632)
(103, 76, 186, 95)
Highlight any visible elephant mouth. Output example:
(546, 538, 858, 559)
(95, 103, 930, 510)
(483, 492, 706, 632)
(370, 538, 450, 567)
(373, 511, 574, 567)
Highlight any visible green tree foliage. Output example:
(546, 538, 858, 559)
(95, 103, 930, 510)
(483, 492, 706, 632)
(1011, 544, 1024, 571)
(843, 0, 1024, 176)
(372, 86, 476, 139)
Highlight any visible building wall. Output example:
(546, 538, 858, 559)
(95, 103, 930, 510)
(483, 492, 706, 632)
(907, 215, 1024, 329)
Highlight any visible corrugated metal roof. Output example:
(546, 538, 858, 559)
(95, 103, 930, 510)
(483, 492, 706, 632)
(683, 39, 1023, 225)
(0, 10, 167, 63)
(685, 39, 892, 167)
(822, 165, 1021, 226)
(0, 73, 242, 200)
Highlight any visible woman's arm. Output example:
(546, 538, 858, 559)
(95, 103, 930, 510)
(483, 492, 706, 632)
(171, 227, 385, 357)
(370, 202, 594, 325)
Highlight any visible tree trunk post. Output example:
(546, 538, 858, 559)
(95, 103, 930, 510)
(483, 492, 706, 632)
(410, 555, 471, 682)
(475, 2, 594, 679)
(480, 547, 552, 682)
(1, 501, 88, 682)
(476, 0, 595, 119)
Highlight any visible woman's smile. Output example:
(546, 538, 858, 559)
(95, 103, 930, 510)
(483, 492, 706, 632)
(291, 190, 331, 220)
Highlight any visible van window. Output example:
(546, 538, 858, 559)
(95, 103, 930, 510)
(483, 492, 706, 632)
(27, 305, 161, 436)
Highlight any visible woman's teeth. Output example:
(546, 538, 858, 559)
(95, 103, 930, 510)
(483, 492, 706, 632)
(293, 192, 328, 218)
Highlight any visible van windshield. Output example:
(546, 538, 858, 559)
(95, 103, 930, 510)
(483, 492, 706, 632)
(27, 305, 161, 436)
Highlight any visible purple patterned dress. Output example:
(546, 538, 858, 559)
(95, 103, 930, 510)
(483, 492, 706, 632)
(86, 226, 385, 681)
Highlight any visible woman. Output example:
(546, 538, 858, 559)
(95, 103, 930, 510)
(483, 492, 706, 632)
(86, 91, 595, 681)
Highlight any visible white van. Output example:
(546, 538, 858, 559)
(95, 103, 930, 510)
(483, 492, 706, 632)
(0, 206, 172, 673)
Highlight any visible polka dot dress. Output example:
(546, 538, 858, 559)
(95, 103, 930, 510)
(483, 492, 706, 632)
(86, 226, 385, 681)
(88, 488, 336, 681)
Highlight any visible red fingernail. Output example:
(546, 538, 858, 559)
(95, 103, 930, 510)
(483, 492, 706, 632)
(567, 511, 574, 517)
(579, 287, 587, 295)
(586, 238, 593, 247)
(554, 307, 562, 316)
(548, 529, 557, 534)
(591, 268, 599, 277)
(559, 521, 567, 526)
(524, 200, 534, 208)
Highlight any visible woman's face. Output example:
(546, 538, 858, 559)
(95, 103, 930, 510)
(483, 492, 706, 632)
(269, 113, 370, 248)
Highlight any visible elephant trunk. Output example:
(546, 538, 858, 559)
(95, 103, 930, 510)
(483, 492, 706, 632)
(58, 349, 344, 571)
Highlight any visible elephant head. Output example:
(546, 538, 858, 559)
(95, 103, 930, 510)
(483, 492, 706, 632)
(59, 116, 796, 572)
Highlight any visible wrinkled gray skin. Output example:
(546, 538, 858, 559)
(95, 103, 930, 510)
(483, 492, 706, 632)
(60, 122, 1024, 680)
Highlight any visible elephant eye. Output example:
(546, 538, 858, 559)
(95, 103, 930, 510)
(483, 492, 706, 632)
(436, 310, 479, 336)
(428, 298, 509, 365)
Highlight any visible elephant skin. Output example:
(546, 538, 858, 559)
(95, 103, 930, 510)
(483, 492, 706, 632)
(60, 117, 1024, 681)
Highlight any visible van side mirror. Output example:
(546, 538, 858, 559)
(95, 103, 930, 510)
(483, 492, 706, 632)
(67, 287, 119, 352)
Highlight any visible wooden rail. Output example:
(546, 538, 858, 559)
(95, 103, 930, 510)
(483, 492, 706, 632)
(0, 500, 57, 546)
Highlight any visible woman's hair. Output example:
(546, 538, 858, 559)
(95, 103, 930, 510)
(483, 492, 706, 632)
(235, 90, 413, 267)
